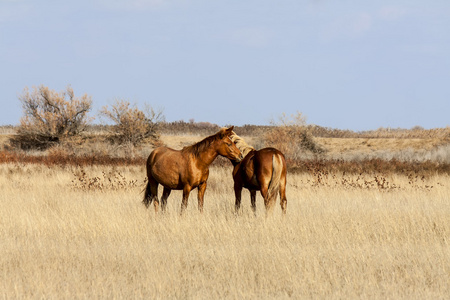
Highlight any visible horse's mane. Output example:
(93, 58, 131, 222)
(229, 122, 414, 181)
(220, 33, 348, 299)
(230, 132, 254, 157)
(182, 131, 222, 157)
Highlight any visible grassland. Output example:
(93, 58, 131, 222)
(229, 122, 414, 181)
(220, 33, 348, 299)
(1, 125, 449, 298)
(1, 162, 449, 299)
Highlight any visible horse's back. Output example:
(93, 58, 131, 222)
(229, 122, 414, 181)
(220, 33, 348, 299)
(254, 147, 285, 161)
(254, 147, 285, 170)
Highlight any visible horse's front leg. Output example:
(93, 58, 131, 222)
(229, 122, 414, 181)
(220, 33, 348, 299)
(234, 183, 243, 214)
(180, 185, 192, 215)
(197, 182, 207, 213)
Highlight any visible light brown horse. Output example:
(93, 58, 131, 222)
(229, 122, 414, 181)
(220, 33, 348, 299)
(230, 133, 287, 215)
(143, 127, 243, 213)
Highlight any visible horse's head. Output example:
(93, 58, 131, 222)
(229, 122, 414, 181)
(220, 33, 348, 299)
(216, 126, 243, 162)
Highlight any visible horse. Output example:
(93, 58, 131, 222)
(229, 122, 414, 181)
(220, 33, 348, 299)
(143, 126, 243, 213)
(230, 133, 287, 216)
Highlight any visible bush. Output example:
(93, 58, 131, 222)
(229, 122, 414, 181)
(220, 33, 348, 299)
(11, 85, 92, 150)
(100, 99, 164, 146)
(264, 112, 325, 159)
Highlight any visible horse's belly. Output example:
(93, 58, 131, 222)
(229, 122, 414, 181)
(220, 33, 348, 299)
(148, 148, 204, 190)
(150, 160, 184, 189)
(162, 181, 184, 190)
(152, 170, 182, 189)
(243, 175, 260, 190)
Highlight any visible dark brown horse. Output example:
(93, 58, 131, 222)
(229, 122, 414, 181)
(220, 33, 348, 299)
(143, 127, 243, 213)
(230, 133, 287, 215)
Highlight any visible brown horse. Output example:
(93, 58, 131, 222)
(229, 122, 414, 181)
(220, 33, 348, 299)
(143, 127, 243, 213)
(230, 133, 287, 215)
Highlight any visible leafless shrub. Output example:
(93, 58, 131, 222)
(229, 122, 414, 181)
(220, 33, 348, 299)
(10, 85, 92, 150)
(263, 112, 325, 159)
(100, 99, 164, 146)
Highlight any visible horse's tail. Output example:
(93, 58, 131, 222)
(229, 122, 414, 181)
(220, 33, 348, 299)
(142, 181, 153, 208)
(268, 153, 283, 202)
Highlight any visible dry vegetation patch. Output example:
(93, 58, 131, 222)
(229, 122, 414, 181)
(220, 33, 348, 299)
(2, 121, 449, 166)
(1, 164, 449, 298)
(317, 137, 445, 154)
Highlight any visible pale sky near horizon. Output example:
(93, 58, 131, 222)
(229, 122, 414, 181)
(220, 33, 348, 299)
(1, 0, 449, 130)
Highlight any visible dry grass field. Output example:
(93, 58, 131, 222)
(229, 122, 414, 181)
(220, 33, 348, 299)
(1, 161, 449, 298)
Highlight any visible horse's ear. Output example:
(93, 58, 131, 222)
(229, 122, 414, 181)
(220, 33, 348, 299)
(219, 126, 234, 138)
(225, 126, 234, 137)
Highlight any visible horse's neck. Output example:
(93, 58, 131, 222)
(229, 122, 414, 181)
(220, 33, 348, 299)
(194, 147, 219, 168)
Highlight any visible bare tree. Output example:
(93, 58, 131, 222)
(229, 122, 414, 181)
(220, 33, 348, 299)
(11, 85, 93, 150)
(100, 99, 164, 146)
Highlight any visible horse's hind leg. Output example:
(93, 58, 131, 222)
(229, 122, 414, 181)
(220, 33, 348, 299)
(161, 187, 171, 212)
(152, 184, 160, 212)
(279, 177, 287, 215)
(143, 176, 157, 207)
(143, 182, 152, 207)
(261, 185, 275, 216)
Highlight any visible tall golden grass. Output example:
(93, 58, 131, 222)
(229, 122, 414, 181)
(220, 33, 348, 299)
(1, 163, 449, 298)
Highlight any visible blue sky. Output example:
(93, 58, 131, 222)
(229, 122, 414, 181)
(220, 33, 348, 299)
(1, 0, 449, 130)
